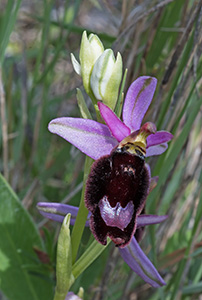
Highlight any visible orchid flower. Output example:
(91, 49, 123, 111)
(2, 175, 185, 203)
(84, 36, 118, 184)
(41, 76, 172, 288)
(48, 76, 172, 245)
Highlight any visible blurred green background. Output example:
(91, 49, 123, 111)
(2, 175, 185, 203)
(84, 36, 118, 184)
(0, 0, 202, 299)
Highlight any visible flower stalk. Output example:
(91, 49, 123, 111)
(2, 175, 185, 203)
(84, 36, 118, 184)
(71, 156, 93, 263)
(72, 238, 111, 279)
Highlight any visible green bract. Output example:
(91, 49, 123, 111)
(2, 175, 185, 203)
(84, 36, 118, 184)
(54, 214, 74, 300)
(90, 49, 123, 110)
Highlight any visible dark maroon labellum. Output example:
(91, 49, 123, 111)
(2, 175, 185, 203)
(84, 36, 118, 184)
(85, 144, 150, 248)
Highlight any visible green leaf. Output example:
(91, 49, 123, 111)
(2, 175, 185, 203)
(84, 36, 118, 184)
(0, 0, 22, 64)
(146, 0, 184, 68)
(157, 31, 194, 129)
(183, 282, 202, 295)
(71, 156, 93, 263)
(0, 174, 53, 300)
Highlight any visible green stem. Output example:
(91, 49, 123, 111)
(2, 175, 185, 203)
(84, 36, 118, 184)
(72, 239, 111, 279)
(115, 68, 127, 118)
(71, 156, 93, 263)
(54, 291, 66, 300)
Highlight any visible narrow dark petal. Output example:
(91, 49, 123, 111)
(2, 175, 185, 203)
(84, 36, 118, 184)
(136, 215, 168, 228)
(149, 176, 159, 193)
(48, 117, 117, 160)
(37, 202, 79, 216)
(39, 210, 66, 223)
(119, 237, 166, 287)
(37, 202, 90, 226)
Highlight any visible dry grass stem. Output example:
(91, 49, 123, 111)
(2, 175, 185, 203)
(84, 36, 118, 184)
(0, 67, 8, 180)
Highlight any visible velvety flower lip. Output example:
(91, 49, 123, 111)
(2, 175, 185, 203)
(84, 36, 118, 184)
(37, 202, 167, 287)
(48, 76, 173, 160)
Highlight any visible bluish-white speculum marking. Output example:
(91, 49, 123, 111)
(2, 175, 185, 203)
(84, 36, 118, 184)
(98, 196, 134, 231)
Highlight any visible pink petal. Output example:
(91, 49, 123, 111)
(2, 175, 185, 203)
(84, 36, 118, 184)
(123, 76, 157, 131)
(98, 102, 130, 142)
(147, 131, 173, 148)
(146, 143, 168, 157)
(48, 117, 117, 160)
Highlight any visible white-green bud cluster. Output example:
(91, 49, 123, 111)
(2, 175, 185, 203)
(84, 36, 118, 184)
(71, 31, 123, 110)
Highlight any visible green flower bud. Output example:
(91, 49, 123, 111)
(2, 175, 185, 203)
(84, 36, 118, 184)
(71, 31, 104, 95)
(90, 49, 123, 110)
(54, 214, 74, 300)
